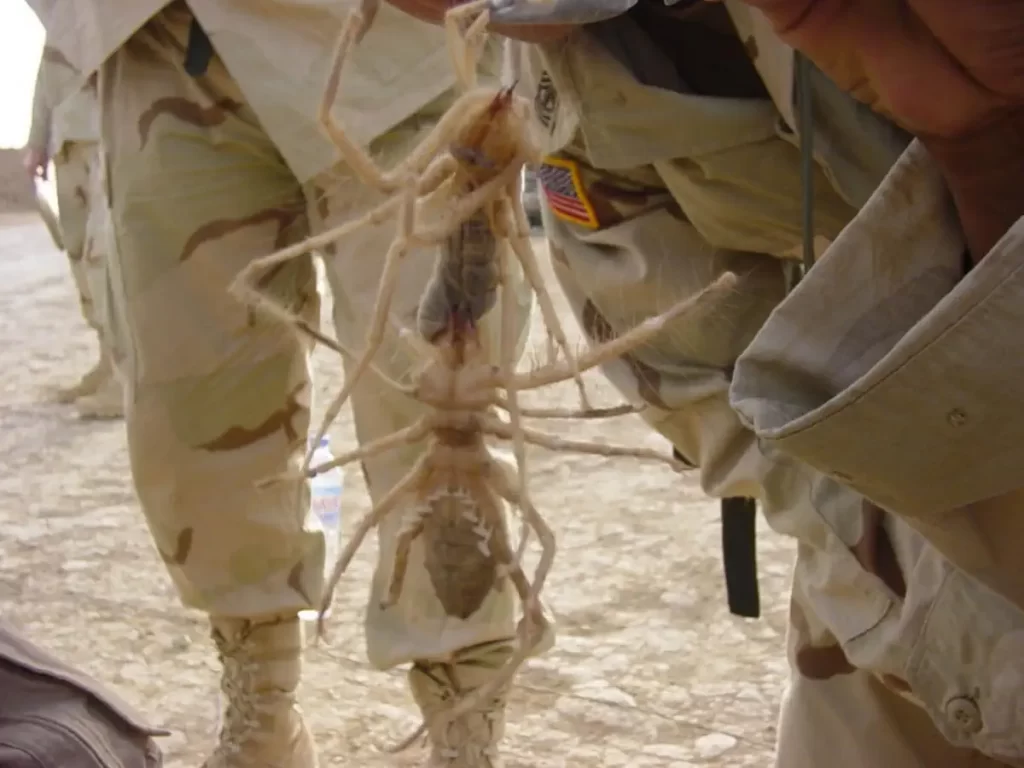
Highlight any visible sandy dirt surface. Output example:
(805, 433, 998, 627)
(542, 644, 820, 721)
(0, 210, 796, 767)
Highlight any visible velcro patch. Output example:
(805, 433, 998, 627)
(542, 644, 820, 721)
(537, 156, 599, 229)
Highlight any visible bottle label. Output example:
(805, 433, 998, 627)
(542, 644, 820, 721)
(312, 491, 341, 527)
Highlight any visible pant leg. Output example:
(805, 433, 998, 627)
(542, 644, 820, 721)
(53, 142, 98, 336)
(306, 91, 538, 669)
(81, 141, 124, 376)
(99, 9, 323, 618)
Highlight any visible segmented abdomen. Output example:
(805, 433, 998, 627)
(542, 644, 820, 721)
(420, 484, 500, 620)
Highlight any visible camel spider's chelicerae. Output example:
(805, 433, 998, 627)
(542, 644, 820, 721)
(228, 0, 738, 744)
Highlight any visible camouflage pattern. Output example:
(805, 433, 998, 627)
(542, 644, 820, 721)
(29, 44, 123, 413)
(26, 0, 460, 184)
(52, 141, 120, 370)
(28, 46, 99, 157)
(98, 0, 534, 684)
(513, 4, 1024, 765)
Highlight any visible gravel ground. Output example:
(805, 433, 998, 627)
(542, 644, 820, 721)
(0, 211, 795, 766)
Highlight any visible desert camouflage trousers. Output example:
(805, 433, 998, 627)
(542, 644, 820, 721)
(97, 9, 536, 670)
(53, 140, 123, 373)
(539, 152, 1022, 766)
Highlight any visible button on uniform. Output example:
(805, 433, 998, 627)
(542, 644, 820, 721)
(944, 695, 983, 736)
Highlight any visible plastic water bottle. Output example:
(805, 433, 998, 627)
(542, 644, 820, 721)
(298, 436, 343, 624)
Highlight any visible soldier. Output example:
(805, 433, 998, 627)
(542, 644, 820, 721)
(378, 0, 1024, 764)
(23, 2, 535, 767)
(25, 47, 125, 421)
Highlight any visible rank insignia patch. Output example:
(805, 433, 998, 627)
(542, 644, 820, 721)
(533, 70, 558, 133)
(536, 156, 599, 230)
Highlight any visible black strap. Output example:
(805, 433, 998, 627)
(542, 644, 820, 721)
(720, 497, 760, 618)
(672, 447, 761, 617)
(184, 17, 214, 78)
(699, 58, 817, 621)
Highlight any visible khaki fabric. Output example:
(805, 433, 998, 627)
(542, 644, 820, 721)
(26, 0, 460, 183)
(776, 668, 1008, 768)
(516, 24, 896, 259)
(0, 619, 165, 768)
(514, 10, 1024, 767)
(731, 139, 1024, 649)
(28, 47, 100, 157)
(99, 5, 537, 670)
(53, 140, 121, 372)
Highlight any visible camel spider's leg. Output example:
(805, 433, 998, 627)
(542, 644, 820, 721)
(354, 0, 381, 43)
(444, 1, 492, 92)
(501, 193, 593, 410)
(514, 517, 530, 567)
(412, 160, 523, 246)
(255, 416, 431, 489)
(509, 272, 738, 392)
(432, 464, 549, 730)
(418, 154, 459, 197)
(490, 459, 553, 606)
(230, 153, 456, 313)
(229, 195, 402, 316)
(317, 453, 432, 639)
(317, 10, 399, 191)
(494, 398, 642, 419)
(482, 414, 685, 470)
(381, 513, 426, 609)
(320, 19, 491, 191)
(310, 415, 434, 477)
(434, 459, 552, 728)
(496, 227, 532, 509)
(304, 178, 419, 474)
(508, 170, 558, 368)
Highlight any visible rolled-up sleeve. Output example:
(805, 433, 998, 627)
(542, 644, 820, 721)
(730, 139, 1024, 607)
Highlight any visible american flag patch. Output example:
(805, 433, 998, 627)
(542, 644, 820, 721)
(536, 156, 599, 229)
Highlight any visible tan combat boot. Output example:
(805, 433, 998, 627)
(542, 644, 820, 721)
(408, 641, 513, 767)
(50, 356, 108, 404)
(204, 616, 318, 768)
(75, 370, 124, 420)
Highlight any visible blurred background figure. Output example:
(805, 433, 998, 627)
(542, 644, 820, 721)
(24, 43, 124, 421)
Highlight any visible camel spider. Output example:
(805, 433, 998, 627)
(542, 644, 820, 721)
(309, 272, 735, 741)
(227, 0, 739, 746)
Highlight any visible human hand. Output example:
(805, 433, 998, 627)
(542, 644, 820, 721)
(739, 0, 1024, 140)
(23, 147, 48, 181)
(739, 0, 1024, 258)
